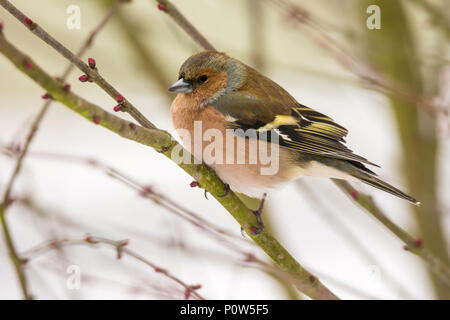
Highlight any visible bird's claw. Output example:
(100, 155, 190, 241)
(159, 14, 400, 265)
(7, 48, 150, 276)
(190, 180, 209, 200)
(250, 193, 267, 235)
(217, 184, 230, 197)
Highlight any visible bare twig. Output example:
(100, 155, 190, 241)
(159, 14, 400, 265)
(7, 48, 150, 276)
(0, 0, 154, 129)
(154, 0, 216, 51)
(295, 181, 415, 298)
(107, 4, 172, 99)
(269, 0, 448, 120)
(22, 235, 205, 300)
(0, 0, 125, 300)
(0, 15, 338, 300)
(0, 145, 252, 249)
(333, 179, 450, 287)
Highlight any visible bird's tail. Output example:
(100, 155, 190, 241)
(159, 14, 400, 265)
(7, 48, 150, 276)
(350, 169, 420, 205)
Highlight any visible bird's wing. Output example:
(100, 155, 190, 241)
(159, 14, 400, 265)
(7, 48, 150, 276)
(209, 91, 379, 167)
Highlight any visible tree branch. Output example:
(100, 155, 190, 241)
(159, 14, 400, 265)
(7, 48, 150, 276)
(23, 235, 205, 300)
(0, 0, 154, 129)
(0, 7, 338, 299)
(333, 179, 450, 287)
(269, 0, 448, 121)
(0, 0, 126, 300)
(151, 0, 450, 292)
(154, 0, 216, 51)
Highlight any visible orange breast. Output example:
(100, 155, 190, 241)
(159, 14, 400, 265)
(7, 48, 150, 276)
(170, 94, 301, 198)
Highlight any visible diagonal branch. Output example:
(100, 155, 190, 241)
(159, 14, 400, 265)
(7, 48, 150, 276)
(23, 235, 205, 300)
(0, 0, 154, 129)
(0, 11, 338, 300)
(269, 0, 448, 120)
(152, 0, 450, 289)
(154, 0, 216, 51)
(150, 0, 450, 289)
(0, 0, 126, 300)
(334, 179, 450, 287)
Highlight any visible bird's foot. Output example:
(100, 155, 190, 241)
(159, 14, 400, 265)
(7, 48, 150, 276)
(250, 193, 267, 235)
(217, 184, 230, 197)
(190, 180, 209, 200)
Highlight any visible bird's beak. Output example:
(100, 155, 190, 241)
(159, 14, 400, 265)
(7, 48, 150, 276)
(168, 78, 193, 93)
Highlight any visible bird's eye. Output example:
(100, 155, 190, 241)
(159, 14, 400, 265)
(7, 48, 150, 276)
(179, 72, 185, 80)
(198, 75, 208, 83)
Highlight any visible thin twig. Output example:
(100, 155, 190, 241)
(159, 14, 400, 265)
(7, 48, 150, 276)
(0, 0, 155, 129)
(0, 0, 125, 300)
(295, 181, 415, 298)
(1, 146, 252, 249)
(0, 22, 338, 301)
(4, 148, 336, 299)
(333, 179, 450, 287)
(154, 0, 216, 51)
(22, 235, 205, 300)
(108, 4, 172, 100)
(269, 0, 448, 120)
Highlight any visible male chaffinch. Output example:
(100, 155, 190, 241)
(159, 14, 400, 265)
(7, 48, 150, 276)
(169, 51, 418, 232)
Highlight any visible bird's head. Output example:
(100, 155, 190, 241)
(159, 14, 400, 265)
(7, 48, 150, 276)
(168, 51, 246, 105)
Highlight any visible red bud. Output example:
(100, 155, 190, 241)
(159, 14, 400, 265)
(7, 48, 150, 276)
(140, 186, 154, 196)
(93, 116, 100, 125)
(63, 84, 71, 91)
(25, 18, 33, 26)
(160, 146, 169, 153)
(157, 3, 166, 11)
(49, 240, 59, 248)
(116, 94, 124, 103)
(84, 234, 99, 244)
(7, 196, 17, 205)
(41, 93, 52, 99)
(190, 181, 199, 188)
(88, 57, 96, 68)
(26, 61, 33, 69)
(0, 21, 4, 32)
(78, 75, 89, 82)
(414, 238, 423, 248)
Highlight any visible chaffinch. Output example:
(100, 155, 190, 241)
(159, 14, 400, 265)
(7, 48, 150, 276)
(169, 51, 418, 232)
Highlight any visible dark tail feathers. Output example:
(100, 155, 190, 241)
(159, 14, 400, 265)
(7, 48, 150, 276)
(352, 171, 419, 205)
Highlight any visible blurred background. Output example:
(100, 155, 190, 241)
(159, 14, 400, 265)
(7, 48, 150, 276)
(0, 0, 449, 299)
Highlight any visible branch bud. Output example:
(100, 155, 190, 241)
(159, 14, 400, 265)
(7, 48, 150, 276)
(78, 74, 89, 82)
(88, 57, 96, 69)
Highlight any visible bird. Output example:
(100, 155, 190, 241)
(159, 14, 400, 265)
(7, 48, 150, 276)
(168, 51, 419, 233)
